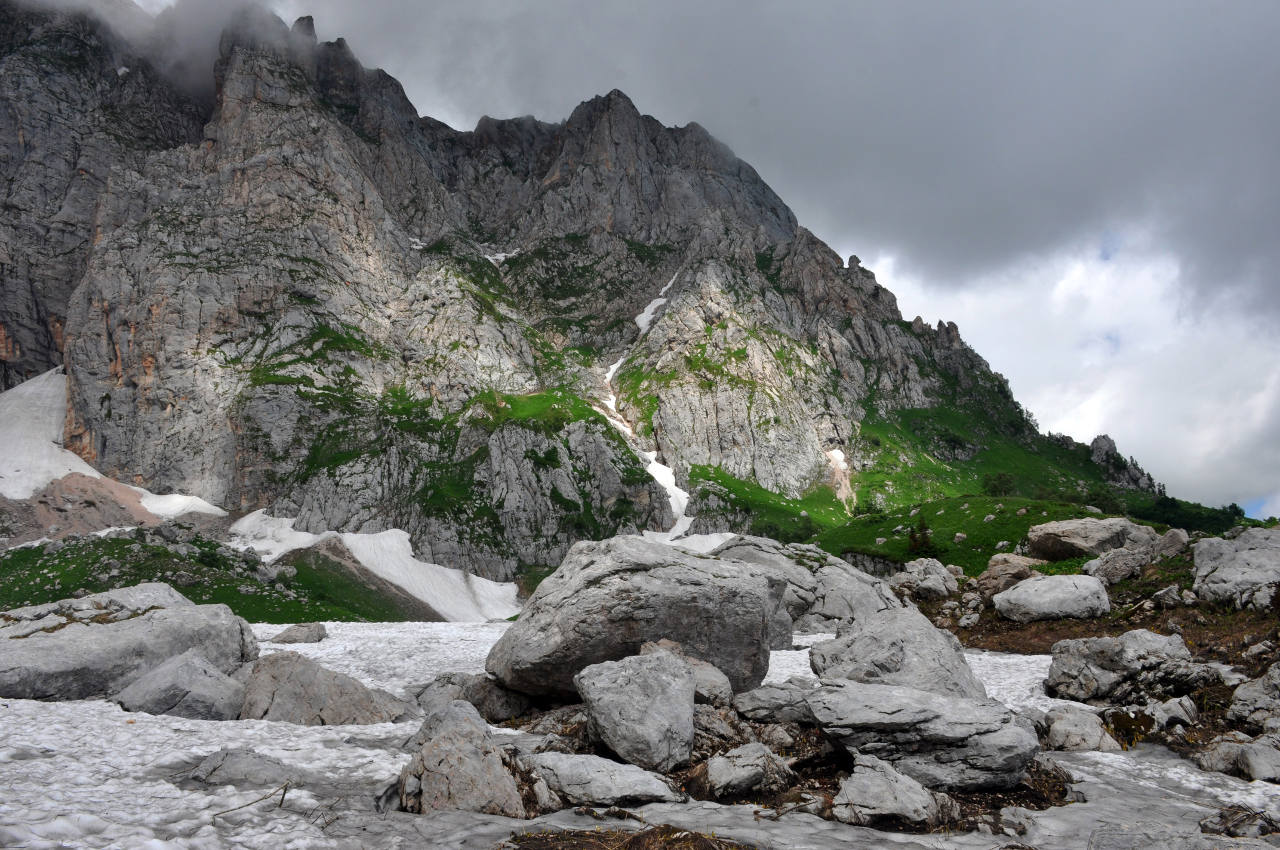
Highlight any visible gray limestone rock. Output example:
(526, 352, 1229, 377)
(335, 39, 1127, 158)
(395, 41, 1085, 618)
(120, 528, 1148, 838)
(993, 574, 1110, 622)
(808, 606, 986, 698)
(831, 754, 961, 828)
(521, 752, 684, 806)
(1043, 705, 1122, 752)
(1193, 528, 1280, 609)
(1227, 662, 1280, 733)
(486, 536, 788, 698)
(888, 557, 958, 600)
(414, 671, 533, 724)
(268, 622, 327, 644)
(806, 680, 1039, 791)
(1026, 518, 1160, 561)
(640, 639, 733, 706)
(1046, 629, 1223, 705)
(114, 649, 245, 721)
(0, 583, 257, 700)
(239, 651, 414, 725)
(1083, 547, 1153, 585)
(973, 559, 1044, 601)
(573, 650, 696, 773)
(696, 742, 796, 799)
(732, 677, 819, 726)
(189, 747, 302, 788)
(399, 700, 526, 818)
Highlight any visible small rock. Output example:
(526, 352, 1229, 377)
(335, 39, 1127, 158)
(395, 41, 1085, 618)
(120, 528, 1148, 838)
(269, 622, 327, 644)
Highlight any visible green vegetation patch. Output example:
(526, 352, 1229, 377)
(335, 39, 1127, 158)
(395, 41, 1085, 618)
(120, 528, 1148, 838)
(688, 465, 848, 544)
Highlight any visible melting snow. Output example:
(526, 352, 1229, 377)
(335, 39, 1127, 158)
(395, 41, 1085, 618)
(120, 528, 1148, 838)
(228, 511, 518, 622)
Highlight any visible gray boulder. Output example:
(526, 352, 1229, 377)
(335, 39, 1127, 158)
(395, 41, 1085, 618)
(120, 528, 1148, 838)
(1083, 547, 1153, 585)
(888, 557, 958, 600)
(732, 677, 819, 726)
(115, 649, 245, 721)
(1193, 528, 1280, 609)
(1194, 733, 1280, 782)
(831, 754, 960, 828)
(399, 701, 525, 818)
(415, 672, 533, 723)
(798, 559, 904, 630)
(695, 742, 796, 798)
(1228, 662, 1280, 732)
(1046, 629, 1222, 704)
(706, 535, 820, 618)
(1027, 518, 1159, 561)
(809, 606, 986, 699)
(486, 536, 788, 698)
(993, 574, 1110, 622)
(641, 640, 733, 706)
(268, 622, 327, 644)
(190, 747, 302, 788)
(1043, 705, 1122, 752)
(1154, 528, 1190, 560)
(573, 650, 696, 772)
(239, 651, 414, 725)
(0, 583, 257, 700)
(973, 559, 1044, 601)
(806, 680, 1039, 791)
(522, 752, 683, 805)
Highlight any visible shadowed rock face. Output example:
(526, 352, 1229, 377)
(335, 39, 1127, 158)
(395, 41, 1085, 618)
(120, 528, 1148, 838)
(5, 2, 1030, 578)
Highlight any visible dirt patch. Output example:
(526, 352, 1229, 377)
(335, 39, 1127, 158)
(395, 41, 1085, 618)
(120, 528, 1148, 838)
(509, 823, 755, 850)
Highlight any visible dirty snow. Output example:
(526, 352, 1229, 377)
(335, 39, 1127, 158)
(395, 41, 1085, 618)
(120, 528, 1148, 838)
(228, 511, 518, 622)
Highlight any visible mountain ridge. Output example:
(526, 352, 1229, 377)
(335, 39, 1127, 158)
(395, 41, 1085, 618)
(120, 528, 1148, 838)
(0, 1, 1158, 581)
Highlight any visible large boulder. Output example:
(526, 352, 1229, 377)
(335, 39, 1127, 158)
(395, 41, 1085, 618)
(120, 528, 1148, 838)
(806, 680, 1039, 791)
(399, 701, 525, 818)
(1228, 662, 1280, 733)
(486, 536, 788, 698)
(268, 622, 327, 644)
(114, 649, 245, 721)
(1083, 547, 1153, 585)
(520, 752, 683, 806)
(831, 754, 960, 828)
(1026, 518, 1159, 561)
(0, 583, 257, 700)
(1193, 528, 1280, 609)
(239, 651, 414, 725)
(1046, 629, 1223, 704)
(1043, 705, 1123, 752)
(573, 650, 696, 773)
(707, 534, 904, 631)
(993, 574, 1110, 622)
(809, 607, 987, 698)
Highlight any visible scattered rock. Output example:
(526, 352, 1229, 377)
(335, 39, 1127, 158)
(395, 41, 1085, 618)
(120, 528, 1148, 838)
(115, 649, 245, 721)
(809, 606, 986, 698)
(975, 557, 1045, 601)
(831, 754, 960, 828)
(486, 536, 788, 698)
(993, 574, 1110, 622)
(268, 622, 327, 644)
(521, 752, 683, 806)
(1193, 528, 1280, 609)
(573, 650, 696, 772)
(1083, 547, 1153, 585)
(888, 557, 958, 600)
(239, 651, 414, 725)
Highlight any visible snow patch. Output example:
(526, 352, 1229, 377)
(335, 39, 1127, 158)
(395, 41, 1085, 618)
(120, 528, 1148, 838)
(228, 511, 518, 622)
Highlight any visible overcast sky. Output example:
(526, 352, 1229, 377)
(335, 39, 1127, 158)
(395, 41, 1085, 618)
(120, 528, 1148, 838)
(139, 0, 1280, 516)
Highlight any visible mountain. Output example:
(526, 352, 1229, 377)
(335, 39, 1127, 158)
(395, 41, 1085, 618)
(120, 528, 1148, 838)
(0, 2, 1157, 582)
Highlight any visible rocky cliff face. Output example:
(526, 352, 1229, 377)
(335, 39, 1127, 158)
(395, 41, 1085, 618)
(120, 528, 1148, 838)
(3, 2, 1041, 579)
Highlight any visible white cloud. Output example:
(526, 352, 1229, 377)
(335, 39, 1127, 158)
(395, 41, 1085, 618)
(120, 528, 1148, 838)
(866, 245, 1280, 516)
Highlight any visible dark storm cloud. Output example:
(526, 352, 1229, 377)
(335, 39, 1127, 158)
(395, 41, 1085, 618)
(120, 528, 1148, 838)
(275, 0, 1280, 314)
